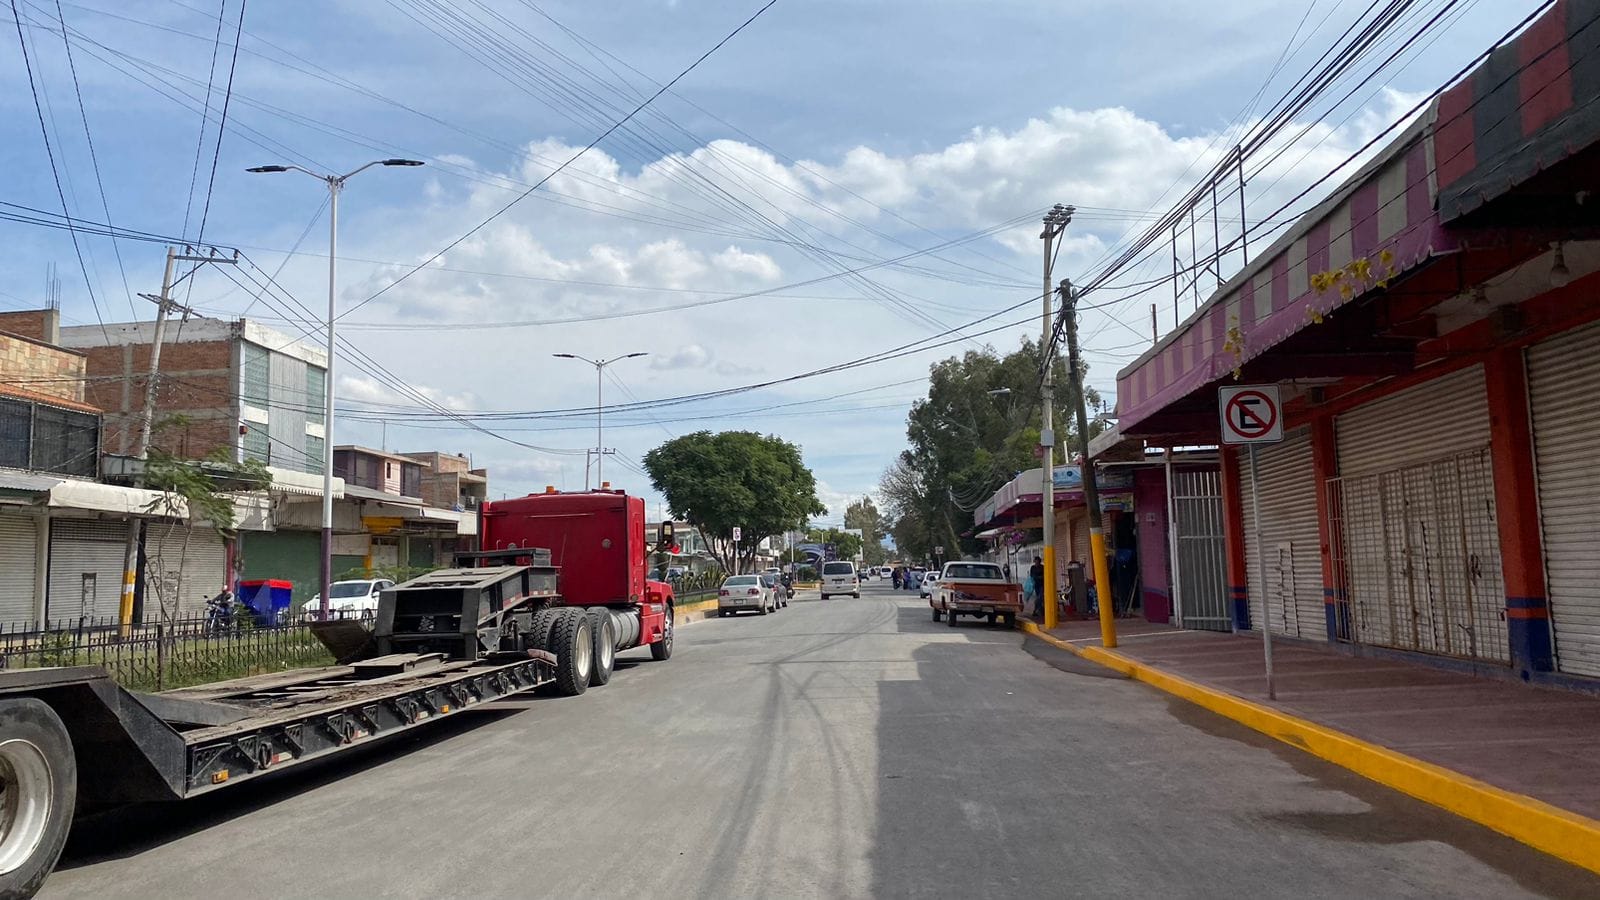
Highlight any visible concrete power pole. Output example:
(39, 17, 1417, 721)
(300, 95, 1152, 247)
(1061, 278, 1118, 649)
(118, 247, 237, 628)
(1038, 204, 1073, 630)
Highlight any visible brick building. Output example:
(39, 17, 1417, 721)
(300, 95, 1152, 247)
(57, 315, 328, 473)
(0, 308, 100, 478)
(399, 451, 488, 511)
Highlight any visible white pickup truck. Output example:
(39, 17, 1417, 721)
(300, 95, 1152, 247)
(931, 561, 1022, 628)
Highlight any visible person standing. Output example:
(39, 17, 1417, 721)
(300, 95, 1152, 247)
(1029, 555, 1046, 622)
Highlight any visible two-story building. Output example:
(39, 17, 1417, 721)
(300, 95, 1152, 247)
(59, 313, 340, 614)
(0, 308, 184, 624)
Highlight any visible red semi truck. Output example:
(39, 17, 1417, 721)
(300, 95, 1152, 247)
(0, 487, 673, 896)
(468, 487, 677, 693)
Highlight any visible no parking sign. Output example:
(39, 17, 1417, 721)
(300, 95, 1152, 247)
(1218, 385, 1284, 444)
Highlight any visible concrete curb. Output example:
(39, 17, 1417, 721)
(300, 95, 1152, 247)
(674, 597, 721, 624)
(1018, 620, 1600, 875)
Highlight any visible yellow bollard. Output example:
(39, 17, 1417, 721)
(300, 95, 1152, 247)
(1090, 529, 1116, 648)
(1042, 545, 1058, 630)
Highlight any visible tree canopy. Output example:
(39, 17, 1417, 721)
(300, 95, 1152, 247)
(880, 339, 1105, 561)
(843, 497, 887, 566)
(643, 430, 824, 574)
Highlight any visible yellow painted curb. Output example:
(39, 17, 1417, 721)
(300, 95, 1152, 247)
(1019, 620, 1600, 875)
(675, 597, 720, 621)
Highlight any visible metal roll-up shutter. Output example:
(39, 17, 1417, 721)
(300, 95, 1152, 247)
(0, 515, 39, 626)
(148, 524, 229, 619)
(1529, 321, 1600, 676)
(1335, 365, 1490, 477)
(1332, 364, 1506, 663)
(48, 519, 127, 623)
(1240, 427, 1324, 638)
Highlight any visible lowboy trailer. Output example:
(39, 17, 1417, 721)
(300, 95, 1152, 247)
(0, 487, 675, 898)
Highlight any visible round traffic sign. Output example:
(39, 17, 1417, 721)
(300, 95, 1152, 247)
(1224, 389, 1278, 440)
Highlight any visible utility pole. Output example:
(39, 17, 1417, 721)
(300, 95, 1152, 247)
(119, 247, 236, 629)
(1039, 204, 1073, 631)
(1061, 278, 1117, 648)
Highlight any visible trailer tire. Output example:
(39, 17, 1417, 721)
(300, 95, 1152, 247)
(587, 609, 616, 687)
(0, 697, 75, 900)
(552, 609, 593, 696)
(527, 607, 562, 652)
(650, 603, 674, 661)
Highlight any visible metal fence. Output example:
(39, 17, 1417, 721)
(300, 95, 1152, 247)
(1327, 446, 1509, 664)
(0, 611, 339, 693)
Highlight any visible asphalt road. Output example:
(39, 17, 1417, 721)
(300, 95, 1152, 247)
(42, 579, 1599, 898)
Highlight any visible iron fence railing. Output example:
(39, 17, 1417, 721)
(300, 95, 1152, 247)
(0, 610, 342, 693)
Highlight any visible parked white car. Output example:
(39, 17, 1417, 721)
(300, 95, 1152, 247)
(919, 571, 940, 599)
(302, 579, 394, 621)
(718, 574, 776, 616)
(820, 561, 860, 599)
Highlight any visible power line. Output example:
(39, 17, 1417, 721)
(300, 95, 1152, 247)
(9, 0, 110, 344)
(179, 0, 228, 241)
(50, 0, 134, 319)
(342, 0, 783, 320)
(194, 0, 247, 243)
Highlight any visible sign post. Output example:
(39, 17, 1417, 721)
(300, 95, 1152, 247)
(1219, 385, 1284, 701)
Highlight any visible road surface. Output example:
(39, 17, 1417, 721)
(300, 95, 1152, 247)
(42, 579, 1597, 898)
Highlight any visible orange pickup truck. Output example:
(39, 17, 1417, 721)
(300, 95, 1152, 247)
(930, 561, 1022, 628)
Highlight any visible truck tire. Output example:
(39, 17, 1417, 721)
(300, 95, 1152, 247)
(552, 609, 593, 696)
(0, 698, 75, 900)
(931, 606, 941, 622)
(527, 607, 562, 652)
(587, 609, 617, 687)
(1002, 612, 1017, 628)
(650, 603, 674, 661)
(946, 608, 959, 628)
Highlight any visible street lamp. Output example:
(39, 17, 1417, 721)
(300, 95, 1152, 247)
(247, 158, 423, 620)
(552, 352, 648, 488)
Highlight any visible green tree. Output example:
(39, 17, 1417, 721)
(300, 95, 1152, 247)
(143, 419, 272, 620)
(843, 497, 887, 566)
(884, 338, 1105, 559)
(643, 431, 824, 574)
(805, 527, 863, 562)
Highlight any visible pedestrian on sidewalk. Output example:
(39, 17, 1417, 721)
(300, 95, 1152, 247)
(1028, 555, 1045, 621)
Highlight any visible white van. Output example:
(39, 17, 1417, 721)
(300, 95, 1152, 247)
(820, 561, 860, 599)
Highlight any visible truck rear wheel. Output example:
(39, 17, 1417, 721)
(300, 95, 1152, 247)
(931, 606, 941, 622)
(946, 608, 959, 628)
(527, 607, 561, 652)
(650, 604, 674, 661)
(587, 610, 617, 687)
(551, 609, 593, 696)
(0, 698, 74, 900)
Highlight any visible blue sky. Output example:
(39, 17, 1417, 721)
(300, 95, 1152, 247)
(0, 0, 1544, 522)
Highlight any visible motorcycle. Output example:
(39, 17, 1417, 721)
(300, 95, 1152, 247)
(780, 574, 795, 599)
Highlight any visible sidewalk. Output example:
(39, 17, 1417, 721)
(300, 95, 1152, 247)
(1024, 617, 1600, 872)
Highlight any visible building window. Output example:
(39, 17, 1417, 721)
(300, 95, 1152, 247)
(0, 399, 28, 469)
(305, 365, 326, 425)
(305, 435, 325, 474)
(242, 424, 269, 464)
(241, 343, 270, 410)
(30, 405, 97, 477)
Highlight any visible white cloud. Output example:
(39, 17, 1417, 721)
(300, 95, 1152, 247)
(650, 344, 711, 370)
(263, 86, 1420, 512)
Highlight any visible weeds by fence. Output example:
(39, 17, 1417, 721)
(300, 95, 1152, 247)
(0, 612, 339, 693)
